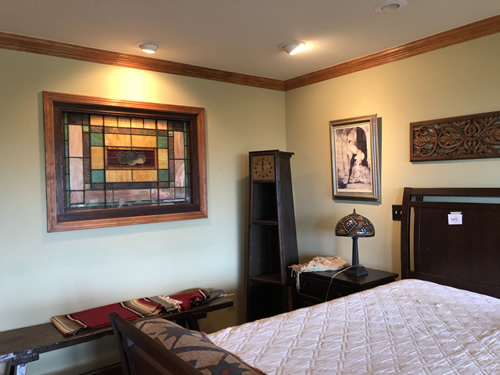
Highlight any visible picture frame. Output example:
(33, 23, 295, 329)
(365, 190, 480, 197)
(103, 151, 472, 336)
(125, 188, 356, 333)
(43, 91, 207, 232)
(329, 114, 380, 201)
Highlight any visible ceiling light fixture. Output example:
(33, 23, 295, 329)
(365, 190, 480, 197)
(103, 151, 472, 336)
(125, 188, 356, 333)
(139, 42, 158, 54)
(280, 41, 306, 56)
(374, 0, 408, 13)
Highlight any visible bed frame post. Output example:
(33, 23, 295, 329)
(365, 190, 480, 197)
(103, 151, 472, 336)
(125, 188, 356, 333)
(400, 187, 412, 279)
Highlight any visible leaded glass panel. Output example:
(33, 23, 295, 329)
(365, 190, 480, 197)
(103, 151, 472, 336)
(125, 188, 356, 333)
(63, 112, 191, 210)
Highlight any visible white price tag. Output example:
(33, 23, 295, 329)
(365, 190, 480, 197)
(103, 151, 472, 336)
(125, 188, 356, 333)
(448, 212, 462, 225)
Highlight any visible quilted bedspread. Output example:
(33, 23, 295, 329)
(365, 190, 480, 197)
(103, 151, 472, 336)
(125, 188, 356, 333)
(208, 279, 500, 374)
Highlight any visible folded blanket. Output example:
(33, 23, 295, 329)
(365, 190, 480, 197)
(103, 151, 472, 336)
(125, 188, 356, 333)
(156, 289, 211, 312)
(51, 298, 163, 335)
(51, 289, 212, 336)
(290, 256, 348, 291)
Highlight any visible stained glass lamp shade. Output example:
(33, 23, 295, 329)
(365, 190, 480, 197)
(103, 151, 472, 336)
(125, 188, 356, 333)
(335, 209, 375, 277)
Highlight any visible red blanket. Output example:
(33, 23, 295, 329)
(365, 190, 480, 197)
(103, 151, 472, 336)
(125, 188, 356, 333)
(51, 289, 210, 335)
(51, 298, 162, 335)
(166, 289, 210, 311)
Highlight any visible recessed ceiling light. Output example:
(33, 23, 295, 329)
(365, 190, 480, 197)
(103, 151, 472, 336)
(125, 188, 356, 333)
(139, 42, 158, 54)
(374, 0, 408, 13)
(279, 41, 306, 55)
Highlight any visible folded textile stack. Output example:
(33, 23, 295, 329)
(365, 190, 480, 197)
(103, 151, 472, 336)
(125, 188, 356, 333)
(51, 298, 163, 336)
(51, 288, 214, 335)
(150, 289, 211, 312)
(290, 256, 348, 291)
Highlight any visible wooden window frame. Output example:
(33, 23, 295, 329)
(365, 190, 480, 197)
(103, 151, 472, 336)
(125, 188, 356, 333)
(43, 91, 207, 232)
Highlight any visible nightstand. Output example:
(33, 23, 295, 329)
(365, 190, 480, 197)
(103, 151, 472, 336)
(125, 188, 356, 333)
(296, 268, 398, 307)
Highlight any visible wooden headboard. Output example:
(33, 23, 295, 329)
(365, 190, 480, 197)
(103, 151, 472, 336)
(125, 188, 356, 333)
(401, 187, 500, 298)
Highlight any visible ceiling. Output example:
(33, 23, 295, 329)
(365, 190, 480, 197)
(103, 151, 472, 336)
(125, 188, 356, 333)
(1, 0, 499, 81)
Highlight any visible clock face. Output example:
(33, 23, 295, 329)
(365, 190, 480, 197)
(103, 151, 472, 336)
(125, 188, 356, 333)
(252, 155, 275, 181)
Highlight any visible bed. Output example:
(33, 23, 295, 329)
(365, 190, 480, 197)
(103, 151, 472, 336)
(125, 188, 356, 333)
(110, 187, 500, 374)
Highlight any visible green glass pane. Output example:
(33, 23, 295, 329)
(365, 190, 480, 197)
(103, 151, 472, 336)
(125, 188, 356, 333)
(158, 169, 169, 182)
(92, 170, 104, 183)
(168, 130, 173, 137)
(83, 125, 89, 132)
(86, 203, 105, 208)
(157, 136, 168, 148)
(170, 181, 175, 187)
(91, 133, 104, 146)
(84, 183, 91, 190)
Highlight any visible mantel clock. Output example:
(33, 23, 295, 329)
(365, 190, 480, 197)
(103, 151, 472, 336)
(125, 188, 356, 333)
(251, 154, 275, 181)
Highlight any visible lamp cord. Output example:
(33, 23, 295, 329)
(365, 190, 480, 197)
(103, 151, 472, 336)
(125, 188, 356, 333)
(324, 265, 355, 302)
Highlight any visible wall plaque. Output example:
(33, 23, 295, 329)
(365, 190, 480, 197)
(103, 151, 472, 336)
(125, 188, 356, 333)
(411, 111, 500, 162)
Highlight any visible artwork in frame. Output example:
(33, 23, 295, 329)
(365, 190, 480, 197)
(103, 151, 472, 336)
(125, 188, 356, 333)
(329, 114, 380, 201)
(43, 91, 207, 232)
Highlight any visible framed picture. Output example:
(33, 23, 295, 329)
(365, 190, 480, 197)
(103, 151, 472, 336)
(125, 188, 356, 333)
(329, 114, 380, 201)
(43, 91, 207, 232)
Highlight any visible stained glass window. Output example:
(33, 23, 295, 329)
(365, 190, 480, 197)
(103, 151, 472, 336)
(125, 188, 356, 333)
(63, 112, 191, 210)
(43, 92, 207, 232)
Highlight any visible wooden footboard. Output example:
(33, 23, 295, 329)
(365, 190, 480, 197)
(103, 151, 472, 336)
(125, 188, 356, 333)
(401, 187, 500, 298)
(109, 312, 202, 375)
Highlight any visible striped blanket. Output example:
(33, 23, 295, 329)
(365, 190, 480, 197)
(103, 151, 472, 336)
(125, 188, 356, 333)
(51, 289, 210, 335)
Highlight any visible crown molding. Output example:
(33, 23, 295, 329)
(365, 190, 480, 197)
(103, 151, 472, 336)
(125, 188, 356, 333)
(0, 32, 285, 91)
(0, 15, 498, 92)
(285, 15, 500, 90)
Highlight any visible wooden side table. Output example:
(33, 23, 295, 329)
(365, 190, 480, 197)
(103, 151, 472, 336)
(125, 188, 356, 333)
(296, 268, 398, 307)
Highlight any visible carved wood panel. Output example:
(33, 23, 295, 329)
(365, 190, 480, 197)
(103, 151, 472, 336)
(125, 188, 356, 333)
(410, 111, 500, 162)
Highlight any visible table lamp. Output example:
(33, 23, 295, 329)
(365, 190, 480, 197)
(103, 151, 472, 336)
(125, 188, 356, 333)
(335, 209, 375, 277)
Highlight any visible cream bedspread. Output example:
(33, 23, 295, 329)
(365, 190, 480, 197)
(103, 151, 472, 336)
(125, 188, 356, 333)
(208, 279, 500, 374)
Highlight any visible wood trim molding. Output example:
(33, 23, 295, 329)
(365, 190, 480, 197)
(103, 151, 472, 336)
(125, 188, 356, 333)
(0, 32, 285, 91)
(285, 15, 500, 90)
(1, 16, 498, 91)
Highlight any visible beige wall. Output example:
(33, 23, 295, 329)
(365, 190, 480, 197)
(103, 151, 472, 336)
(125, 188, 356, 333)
(1, 33, 499, 373)
(286, 33, 500, 272)
(0, 50, 286, 373)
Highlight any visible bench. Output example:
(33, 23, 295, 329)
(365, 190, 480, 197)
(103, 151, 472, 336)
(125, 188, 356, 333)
(0, 296, 233, 375)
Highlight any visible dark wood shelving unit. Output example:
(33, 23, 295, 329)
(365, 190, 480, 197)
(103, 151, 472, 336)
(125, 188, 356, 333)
(246, 150, 299, 322)
(251, 220, 279, 225)
(250, 273, 283, 285)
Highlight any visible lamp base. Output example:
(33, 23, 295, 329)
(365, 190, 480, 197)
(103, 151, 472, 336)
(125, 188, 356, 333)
(345, 265, 368, 277)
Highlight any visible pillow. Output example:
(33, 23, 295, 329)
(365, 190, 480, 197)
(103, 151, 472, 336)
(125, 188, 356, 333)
(135, 318, 265, 375)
